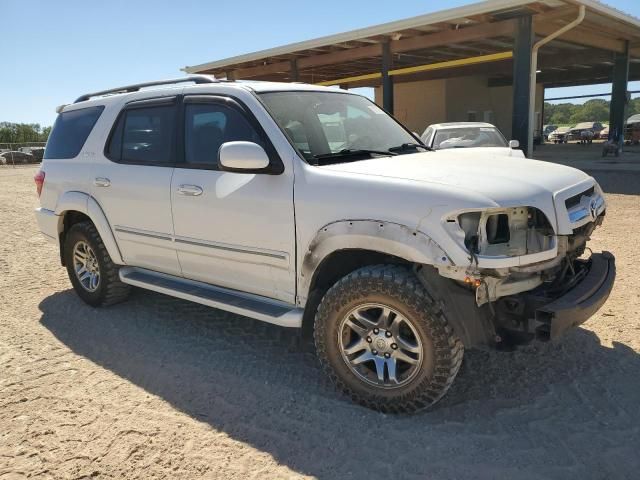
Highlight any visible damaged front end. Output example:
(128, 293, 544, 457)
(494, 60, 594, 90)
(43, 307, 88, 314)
(433, 184, 615, 348)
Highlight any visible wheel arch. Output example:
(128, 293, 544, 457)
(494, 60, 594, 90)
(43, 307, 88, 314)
(55, 191, 124, 266)
(299, 220, 452, 337)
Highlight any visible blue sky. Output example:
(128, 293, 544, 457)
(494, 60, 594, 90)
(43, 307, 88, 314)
(1, 0, 638, 126)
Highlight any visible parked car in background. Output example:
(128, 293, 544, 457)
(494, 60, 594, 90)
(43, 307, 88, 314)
(626, 114, 640, 145)
(542, 124, 558, 141)
(599, 125, 609, 139)
(20, 146, 45, 162)
(420, 122, 525, 158)
(0, 151, 34, 165)
(548, 126, 571, 143)
(568, 122, 604, 141)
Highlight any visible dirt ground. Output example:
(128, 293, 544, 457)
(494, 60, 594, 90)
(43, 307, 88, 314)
(1, 156, 639, 479)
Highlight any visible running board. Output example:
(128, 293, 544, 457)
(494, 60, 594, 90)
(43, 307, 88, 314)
(119, 267, 303, 328)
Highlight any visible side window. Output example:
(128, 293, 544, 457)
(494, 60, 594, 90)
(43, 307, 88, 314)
(44, 106, 104, 159)
(106, 104, 176, 164)
(184, 102, 264, 168)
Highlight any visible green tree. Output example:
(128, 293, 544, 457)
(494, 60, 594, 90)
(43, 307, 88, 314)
(0, 122, 51, 144)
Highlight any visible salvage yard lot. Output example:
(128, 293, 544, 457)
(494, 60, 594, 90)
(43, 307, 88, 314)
(1, 162, 639, 479)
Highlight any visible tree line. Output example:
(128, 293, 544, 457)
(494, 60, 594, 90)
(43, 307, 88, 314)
(0, 122, 51, 144)
(544, 97, 640, 125)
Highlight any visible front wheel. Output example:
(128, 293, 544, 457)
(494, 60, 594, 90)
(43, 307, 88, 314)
(314, 265, 463, 413)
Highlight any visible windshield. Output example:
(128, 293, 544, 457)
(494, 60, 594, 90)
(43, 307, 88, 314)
(433, 126, 507, 150)
(258, 91, 420, 164)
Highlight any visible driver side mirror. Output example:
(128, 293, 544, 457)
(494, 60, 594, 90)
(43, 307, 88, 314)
(218, 141, 271, 173)
(509, 139, 520, 149)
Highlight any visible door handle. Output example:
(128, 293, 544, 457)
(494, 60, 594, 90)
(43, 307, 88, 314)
(177, 184, 203, 196)
(94, 177, 111, 187)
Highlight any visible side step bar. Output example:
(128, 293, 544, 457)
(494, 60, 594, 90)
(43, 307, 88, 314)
(119, 267, 303, 328)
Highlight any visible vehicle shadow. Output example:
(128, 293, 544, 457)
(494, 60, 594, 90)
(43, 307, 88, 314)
(39, 289, 640, 479)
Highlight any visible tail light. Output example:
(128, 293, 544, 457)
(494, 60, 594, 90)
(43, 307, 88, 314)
(34, 170, 45, 197)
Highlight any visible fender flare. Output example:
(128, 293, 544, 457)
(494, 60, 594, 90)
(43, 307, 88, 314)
(299, 220, 452, 301)
(54, 191, 124, 265)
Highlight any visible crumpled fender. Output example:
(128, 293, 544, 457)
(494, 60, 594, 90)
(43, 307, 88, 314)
(299, 219, 452, 301)
(54, 191, 124, 265)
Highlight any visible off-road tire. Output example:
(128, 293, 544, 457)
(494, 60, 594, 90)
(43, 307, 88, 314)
(314, 264, 463, 413)
(63, 221, 130, 307)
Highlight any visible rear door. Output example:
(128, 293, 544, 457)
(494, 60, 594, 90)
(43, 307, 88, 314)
(170, 95, 296, 303)
(91, 96, 180, 275)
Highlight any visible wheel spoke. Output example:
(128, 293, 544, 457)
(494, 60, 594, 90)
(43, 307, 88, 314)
(373, 357, 386, 382)
(351, 310, 378, 330)
(396, 336, 421, 354)
(351, 350, 374, 365)
(394, 349, 419, 365)
(388, 315, 402, 337)
(344, 318, 368, 338)
(343, 337, 368, 355)
(386, 357, 399, 384)
(377, 307, 394, 328)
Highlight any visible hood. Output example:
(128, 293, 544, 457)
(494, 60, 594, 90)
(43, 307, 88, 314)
(319, 151, 590, 206)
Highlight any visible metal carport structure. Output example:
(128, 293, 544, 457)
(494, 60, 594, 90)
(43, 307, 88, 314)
(183, 0, 640, 156)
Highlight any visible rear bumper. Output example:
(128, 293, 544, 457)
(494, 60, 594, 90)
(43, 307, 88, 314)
(35, 207, 59, 244)
(535, 252, 615, 340)
(494, 252, 615, 343)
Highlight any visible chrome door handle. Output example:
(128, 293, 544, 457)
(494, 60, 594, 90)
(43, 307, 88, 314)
(177, 184, 203, 196)
(94, 177, 111, 187)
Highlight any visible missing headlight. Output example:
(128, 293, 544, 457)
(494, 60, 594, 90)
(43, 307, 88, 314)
(486, 214, 510, 244)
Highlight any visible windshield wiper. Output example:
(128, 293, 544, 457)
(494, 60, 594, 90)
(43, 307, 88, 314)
(388, 143, 432, 153)
(313, 149, 397, 164)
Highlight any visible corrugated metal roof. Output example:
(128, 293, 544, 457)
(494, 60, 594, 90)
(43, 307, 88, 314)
(183, 0, 640, 74)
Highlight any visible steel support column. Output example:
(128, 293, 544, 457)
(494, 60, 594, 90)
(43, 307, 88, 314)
(290, 59, 299, 82)
(608, 41, 630, 144)
(382, 40, 394, 114)
(512, 15, 533, 156)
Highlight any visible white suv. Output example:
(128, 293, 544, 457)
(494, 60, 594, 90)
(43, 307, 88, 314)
(35, 76, 615, 413)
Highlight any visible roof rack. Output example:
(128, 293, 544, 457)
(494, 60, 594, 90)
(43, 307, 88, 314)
(73, 75, 219, 103)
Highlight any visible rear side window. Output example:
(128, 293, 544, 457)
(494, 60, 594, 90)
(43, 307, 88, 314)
(106, 104, 176, 165)
(184, 103, 264, 168)
(44, 106, 104, 159)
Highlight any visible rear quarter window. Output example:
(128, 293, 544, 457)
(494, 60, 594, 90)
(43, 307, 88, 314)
(44, 106, 104, 159)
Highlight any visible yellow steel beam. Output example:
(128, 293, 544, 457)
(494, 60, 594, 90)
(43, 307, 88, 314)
(316, 72, 382, 86)
(316, 51, 513, 86)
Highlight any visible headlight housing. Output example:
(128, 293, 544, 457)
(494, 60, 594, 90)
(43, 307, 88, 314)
(448, 206, 555, 258)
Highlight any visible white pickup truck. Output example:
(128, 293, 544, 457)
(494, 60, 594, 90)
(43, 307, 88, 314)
(35, 76, 615, 413)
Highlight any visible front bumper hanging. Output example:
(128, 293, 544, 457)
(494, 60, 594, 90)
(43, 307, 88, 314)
(494, 251, 616, 343)
(534, 251, 616, 340)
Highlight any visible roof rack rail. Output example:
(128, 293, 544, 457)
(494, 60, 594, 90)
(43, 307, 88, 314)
(73, 75, 219, 103)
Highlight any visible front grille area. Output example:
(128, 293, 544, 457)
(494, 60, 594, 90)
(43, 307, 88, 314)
(565, 186, 594, 209)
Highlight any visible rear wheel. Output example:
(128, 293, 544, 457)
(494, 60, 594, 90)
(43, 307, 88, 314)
(314, 265, 463, 413)
(63, 221, 130, 307)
